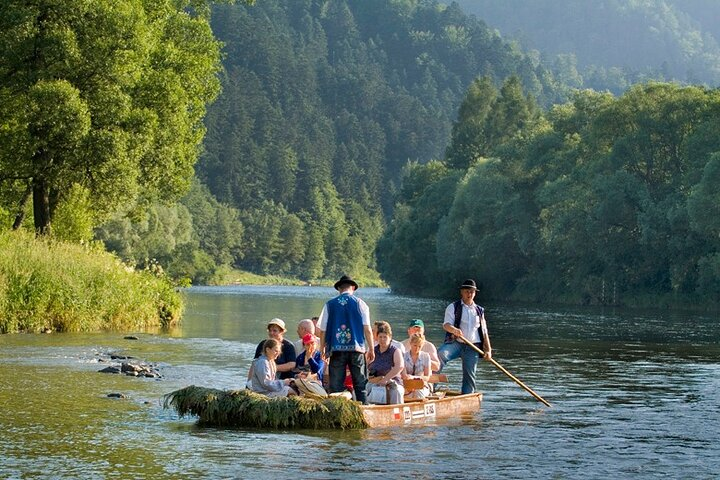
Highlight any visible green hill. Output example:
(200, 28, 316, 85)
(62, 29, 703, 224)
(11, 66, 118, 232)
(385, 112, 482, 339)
(455, 0, 720, 88)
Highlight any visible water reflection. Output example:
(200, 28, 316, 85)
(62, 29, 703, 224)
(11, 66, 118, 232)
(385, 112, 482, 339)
(1, 286, 719, 479)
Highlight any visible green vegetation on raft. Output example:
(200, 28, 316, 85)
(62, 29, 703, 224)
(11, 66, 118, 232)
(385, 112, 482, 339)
(164, 385, 369, 430)
(0, 230, 183, 334)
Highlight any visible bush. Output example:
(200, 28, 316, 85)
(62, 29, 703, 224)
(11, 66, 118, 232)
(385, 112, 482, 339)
(0, 230, 183, 333)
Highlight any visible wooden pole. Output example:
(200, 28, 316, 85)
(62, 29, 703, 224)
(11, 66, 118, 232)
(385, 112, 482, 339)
(458, 334, 552, 407)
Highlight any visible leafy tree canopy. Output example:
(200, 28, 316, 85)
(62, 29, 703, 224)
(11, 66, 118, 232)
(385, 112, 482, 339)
(0, 0, 250, 234)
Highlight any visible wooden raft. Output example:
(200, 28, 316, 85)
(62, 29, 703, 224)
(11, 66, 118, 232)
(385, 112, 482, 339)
(361, 392, 482, 428)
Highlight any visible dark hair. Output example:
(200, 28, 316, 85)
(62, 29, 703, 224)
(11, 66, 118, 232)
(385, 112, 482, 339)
(375, 321, 392, 337)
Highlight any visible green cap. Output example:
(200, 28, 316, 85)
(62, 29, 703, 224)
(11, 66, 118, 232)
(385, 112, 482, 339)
(408, 319, 424, 328)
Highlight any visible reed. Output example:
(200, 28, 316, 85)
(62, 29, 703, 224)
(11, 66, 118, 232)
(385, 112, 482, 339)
(164, 385, 369, 430)
(0, 229, 183, 333)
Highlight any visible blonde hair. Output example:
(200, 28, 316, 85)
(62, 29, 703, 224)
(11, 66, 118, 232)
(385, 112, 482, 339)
(409, 332, 425, 346)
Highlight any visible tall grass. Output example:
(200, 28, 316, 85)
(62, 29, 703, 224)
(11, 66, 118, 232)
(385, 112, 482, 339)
(0, 230, 183, 334)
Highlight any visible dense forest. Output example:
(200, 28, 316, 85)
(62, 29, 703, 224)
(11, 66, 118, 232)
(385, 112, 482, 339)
(456, 0, 720, 92)
(379, 80, 720, 305)
(3, 0, 719, 308)
(95, 0, 580, 285)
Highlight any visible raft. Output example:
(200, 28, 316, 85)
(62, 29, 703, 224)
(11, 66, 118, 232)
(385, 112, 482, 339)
(362, 392, 482, 428)
(163, 385, 482, 430)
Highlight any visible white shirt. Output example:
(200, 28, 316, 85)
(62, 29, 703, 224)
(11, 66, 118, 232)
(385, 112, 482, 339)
(443, 302, 484, 344)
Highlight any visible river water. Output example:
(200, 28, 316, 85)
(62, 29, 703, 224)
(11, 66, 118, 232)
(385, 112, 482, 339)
(1, 286, 719, 479)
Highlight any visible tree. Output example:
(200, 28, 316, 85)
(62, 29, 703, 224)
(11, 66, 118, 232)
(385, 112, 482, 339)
(0, 0, 251, 235)
(376, 162, 461, 294)
(445, 76, 497, 170)
(436, 159, 534, 298)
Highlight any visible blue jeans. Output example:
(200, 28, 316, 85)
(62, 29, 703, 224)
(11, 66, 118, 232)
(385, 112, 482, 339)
(437, 341, 481, 394)
(328, 351, 368, 403)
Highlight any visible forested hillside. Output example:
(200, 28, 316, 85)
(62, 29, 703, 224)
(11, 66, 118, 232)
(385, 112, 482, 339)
(4, 0, 718, 307)
(456, 0, 720, 91)
(378, 80, 720, 306)
(97, 0, 572, 285)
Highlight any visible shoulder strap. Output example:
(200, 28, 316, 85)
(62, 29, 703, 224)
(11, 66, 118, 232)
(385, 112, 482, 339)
(453, 300, 463, 328)
(445, 301, 463, 343)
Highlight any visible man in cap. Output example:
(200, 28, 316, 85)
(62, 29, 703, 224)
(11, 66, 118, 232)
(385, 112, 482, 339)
(253, 318, 297, 380)
(437, 279, 492, 394)
(318, 274, 375, 403)
(401, 319, 441, 372)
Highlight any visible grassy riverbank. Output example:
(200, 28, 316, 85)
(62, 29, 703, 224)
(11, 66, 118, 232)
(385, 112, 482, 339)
(208, 266, 387, 288)
(0, 230, 182, 334)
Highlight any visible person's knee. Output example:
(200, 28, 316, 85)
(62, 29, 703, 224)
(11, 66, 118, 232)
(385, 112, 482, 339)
(437, 347, 451, 364)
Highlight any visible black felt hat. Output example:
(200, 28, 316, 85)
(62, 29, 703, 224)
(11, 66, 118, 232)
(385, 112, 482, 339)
(460, 279, 478, 290)
(334, 274, 359, 290)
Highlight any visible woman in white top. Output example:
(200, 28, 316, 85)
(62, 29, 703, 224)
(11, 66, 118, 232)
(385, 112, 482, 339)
(249, 338, 295, 397)
(402, 333, 431, 400)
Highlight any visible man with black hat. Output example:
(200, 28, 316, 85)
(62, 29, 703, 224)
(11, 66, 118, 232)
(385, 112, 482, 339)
(318, 275, 375, 403)
(437, 279, 492, 394)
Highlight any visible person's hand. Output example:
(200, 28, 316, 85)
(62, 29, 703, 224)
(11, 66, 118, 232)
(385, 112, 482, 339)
(483, 348, 492, 360)
(366, 349, 375, 364)
(306, 342, 315, 357)
(283, 379, 292, 385)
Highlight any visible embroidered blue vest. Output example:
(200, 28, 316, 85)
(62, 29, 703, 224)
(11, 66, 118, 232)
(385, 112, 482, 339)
(325, 293, 366, 352)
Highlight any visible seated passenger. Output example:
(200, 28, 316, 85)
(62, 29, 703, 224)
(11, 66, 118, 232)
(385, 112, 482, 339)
(373, 321, 406, 354)
(295, 333, 325, 383)
(402, 333, 432, 400)
(249, 338, 296, 397)
(367, 321, 405, 404)
(293, 318, 319, 356)
(400, 319, 440, 372)
(252, 318, 296, 380)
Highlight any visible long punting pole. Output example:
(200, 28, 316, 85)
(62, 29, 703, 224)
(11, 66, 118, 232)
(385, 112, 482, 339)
(458, 334, 552, 407)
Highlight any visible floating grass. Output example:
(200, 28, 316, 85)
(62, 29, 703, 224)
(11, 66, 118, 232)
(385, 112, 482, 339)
(163, 386, 369, 430)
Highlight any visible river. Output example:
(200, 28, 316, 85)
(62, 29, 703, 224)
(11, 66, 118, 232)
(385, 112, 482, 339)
(1, 286, 719, 479)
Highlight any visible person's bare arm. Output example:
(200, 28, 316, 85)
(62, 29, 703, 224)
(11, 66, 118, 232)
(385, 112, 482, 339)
(318, 328, 326, 358)
(427, 343, 441, 372)
(276, 360, 296, 372)
(379, 348, 404, 385)
(443, 322, 462, 338)
(364, 325, 375, 364)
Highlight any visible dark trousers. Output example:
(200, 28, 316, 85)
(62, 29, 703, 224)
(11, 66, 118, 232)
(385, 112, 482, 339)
(329, 350, 368, 404)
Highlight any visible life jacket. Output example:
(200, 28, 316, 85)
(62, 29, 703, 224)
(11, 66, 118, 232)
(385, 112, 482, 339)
(444, 300, 487, 349)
